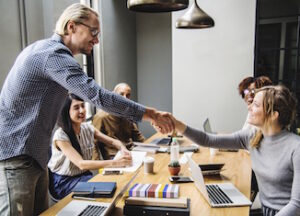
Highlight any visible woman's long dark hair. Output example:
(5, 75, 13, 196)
(58, 93, 84, 155)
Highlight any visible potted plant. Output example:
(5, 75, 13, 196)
(168, 160, 181, 176)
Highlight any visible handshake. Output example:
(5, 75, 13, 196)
(143, 107, 187, 135)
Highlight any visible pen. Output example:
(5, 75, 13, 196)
(73, 196, 96, 201)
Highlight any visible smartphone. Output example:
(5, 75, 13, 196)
(103, 170, 123, 175)
(169, 176, 193, 183)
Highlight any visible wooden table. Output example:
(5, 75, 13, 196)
(41, 133, 251, 215)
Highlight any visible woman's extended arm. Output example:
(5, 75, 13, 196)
(171, 115, 251, 150)
(56, 140, 131, 170)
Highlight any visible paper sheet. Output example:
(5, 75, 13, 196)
(103, 151, 147, 173)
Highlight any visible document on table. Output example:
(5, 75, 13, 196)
(103, 151, 147, 172)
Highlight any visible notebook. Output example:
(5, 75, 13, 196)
(57, 171, 139, 216)
(127, 183, 179, 198)
(187, 156, 251, 207)
(72, 182, 116, 198)
(132, 142, 160, 153)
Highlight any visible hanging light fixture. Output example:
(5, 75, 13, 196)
(176, 0, 214, 29)
(127, 0, 189, 13)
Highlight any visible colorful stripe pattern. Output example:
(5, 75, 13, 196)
(127, 184, 179, 198)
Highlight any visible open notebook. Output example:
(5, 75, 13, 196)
(57, 171, 139, 216)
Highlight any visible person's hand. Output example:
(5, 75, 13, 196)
(143, 108, 174, 134)
(114, 154, 132, 167)
(120, 145, 131, 157)
(168, 114, 187, 134)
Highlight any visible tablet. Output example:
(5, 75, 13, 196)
(151, 137, 171, 145)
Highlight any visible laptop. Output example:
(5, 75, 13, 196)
(187, 156, 251, 207)
(57, 171, 139, 216)
(203, 118, 215, 134)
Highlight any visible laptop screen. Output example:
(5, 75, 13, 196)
(203, 118, 212, 133)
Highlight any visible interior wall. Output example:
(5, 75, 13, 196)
(172, 0, 256, 132)
(99, 1, 137, 100)
(0, 0, 22, 90)
(0, 0, 79, 91)
(136, 13, 172, 137)
(0, 0, 44, 91)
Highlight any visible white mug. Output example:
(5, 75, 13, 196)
(143, 156, 155, 174)
(210, 148, 218, 156)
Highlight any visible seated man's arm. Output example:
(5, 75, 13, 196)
(132, 123, 145, 142)
(94, 127, 131, 156)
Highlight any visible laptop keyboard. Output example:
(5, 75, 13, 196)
(206, 185, 233, 205)
(78, 205, 107, 216)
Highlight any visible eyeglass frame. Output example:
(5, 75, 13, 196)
(243, 88, 256, 98)
(76, 22, 100, 38)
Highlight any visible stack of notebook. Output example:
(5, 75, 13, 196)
(127, 183, 179, 198)
(124, 197, 190, 216)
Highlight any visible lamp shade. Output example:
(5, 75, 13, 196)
(127, 0, 189, 12)
(176, 0, 214, 29)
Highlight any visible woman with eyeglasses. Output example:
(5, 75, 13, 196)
(48, 94, 132, 200)
(170, 85, 300, 216)
(238, 76, 272, 106)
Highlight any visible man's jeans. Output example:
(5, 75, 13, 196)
(0, 155, 49, 216)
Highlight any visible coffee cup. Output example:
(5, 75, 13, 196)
(143, 156, 154, 174)
(210, 148, 218, 156)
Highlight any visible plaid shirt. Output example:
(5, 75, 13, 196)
(0, 34, 145, 169)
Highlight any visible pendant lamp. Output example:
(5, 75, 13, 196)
(127, 0, 189, 13)
(176, 0, 214, 29)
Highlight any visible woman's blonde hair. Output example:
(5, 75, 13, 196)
(250, 85, 297, 148)
(55, 3, 98, 36)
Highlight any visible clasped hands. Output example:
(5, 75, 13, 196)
(143, 107, 186, 135)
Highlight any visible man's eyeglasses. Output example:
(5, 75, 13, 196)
(77, 22, 100, 38)
(243, 89, 255, 98)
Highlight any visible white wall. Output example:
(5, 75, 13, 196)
(99, 1, 137, 100)
(172, 0, 256, 132)
(137, 13, 172, 137)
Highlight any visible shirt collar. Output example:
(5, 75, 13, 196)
(51, 33, 64, 43)
(51, 33, 73, 56)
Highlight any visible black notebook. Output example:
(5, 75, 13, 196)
(72, 182, 117, 198)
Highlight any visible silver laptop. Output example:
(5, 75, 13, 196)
(57, 171, 139, 216)
(203, 118, 214, 134)
(187, 156, 251, 207)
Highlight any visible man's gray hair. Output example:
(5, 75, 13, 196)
(113, 83, 131, 93)
(55, 3, 98, 36)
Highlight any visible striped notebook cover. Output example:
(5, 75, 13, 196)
(126, 183, 179, 198)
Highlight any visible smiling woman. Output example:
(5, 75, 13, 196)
(249, 85, 297, 148)
(48, 94, 133, 200)
(170, 85, 300, 216)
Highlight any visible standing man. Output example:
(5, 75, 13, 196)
(93, 83, 145, 159)
(0, 3, 173, 215)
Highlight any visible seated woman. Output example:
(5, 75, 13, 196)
(171, 85, 300, 216)
(48, 94, 132, 199)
